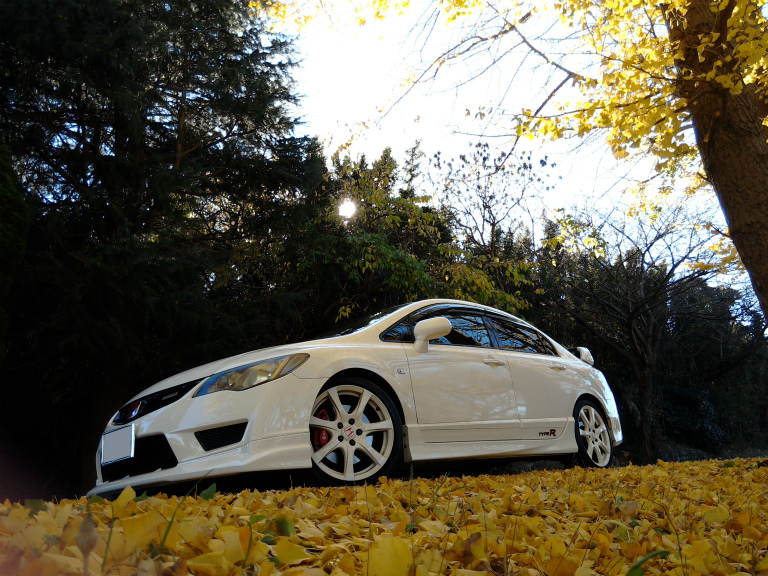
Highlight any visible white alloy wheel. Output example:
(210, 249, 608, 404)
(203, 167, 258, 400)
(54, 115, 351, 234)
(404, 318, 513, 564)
(574, 400, 613, 467)
(309, 379, 402, 483)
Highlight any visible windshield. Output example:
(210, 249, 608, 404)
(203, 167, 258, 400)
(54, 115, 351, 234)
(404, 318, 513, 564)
(315, 303, 411, 339)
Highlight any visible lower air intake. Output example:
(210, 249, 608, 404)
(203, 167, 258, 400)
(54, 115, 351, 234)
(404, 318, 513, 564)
(195, 422, 248, 451)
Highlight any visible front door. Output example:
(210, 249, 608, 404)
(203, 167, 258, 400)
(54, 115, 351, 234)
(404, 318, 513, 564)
(405, 311, 521, 442)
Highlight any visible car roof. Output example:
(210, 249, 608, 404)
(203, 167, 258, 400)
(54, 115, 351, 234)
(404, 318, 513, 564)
(360, 299, 533, 333)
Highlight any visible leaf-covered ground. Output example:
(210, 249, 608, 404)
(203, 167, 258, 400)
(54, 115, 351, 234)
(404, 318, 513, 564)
(1, 458, 768, 576)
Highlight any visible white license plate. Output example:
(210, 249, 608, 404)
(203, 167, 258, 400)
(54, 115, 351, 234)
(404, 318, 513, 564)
(101, 424, 135, 465)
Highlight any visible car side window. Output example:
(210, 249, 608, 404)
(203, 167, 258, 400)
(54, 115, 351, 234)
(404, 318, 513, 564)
(380, 319, 414, 342)
(490, 318, 557, 355)
(430, 314, 492, 348)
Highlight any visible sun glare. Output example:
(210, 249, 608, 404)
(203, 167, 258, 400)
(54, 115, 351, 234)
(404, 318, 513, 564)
(339, 199, 356, 219)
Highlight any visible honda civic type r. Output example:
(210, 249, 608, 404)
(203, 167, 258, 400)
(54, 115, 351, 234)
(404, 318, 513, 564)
(89, 299, 622, 496)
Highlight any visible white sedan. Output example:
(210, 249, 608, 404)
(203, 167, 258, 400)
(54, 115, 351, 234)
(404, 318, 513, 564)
(89, 299, 622, 496)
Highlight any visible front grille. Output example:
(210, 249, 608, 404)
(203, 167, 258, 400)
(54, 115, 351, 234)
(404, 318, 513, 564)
(113, 380, 199, 425)
(101, 434, 178, 482)
(195, 422, 248, 451)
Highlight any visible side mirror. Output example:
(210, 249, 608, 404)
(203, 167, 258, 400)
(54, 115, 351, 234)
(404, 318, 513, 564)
(576, 347, 594, 366)
(413, 317, 452, 353)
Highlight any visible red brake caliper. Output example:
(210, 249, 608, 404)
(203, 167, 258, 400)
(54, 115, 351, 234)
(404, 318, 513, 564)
(312, 408, 330, 449)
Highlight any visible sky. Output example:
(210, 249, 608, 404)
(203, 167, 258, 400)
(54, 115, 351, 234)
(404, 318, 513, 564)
(291, 10, 469, 160)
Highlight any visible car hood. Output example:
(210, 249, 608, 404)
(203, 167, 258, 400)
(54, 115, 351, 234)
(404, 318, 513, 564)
(126, 336, 344, 402)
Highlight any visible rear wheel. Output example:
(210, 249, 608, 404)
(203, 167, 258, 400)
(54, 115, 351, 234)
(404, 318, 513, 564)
(309, 378, 402, 483)
(574, 399, 613, 468)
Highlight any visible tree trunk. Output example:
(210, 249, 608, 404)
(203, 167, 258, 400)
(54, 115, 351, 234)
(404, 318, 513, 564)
(673, 0, 768, 318)
(691, 94, 768, 317)
(636, 365, 657, 464)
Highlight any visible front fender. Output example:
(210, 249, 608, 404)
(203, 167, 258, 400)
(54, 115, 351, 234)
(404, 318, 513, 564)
(292, 343, 417, 425)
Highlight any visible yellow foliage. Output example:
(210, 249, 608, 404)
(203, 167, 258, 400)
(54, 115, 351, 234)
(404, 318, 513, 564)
(4, 459, 768, 575)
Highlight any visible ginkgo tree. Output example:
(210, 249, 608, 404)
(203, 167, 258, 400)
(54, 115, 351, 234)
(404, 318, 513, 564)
(264, 0, 768, 318)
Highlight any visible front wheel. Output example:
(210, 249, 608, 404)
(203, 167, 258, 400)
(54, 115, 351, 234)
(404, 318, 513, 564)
(573, 399, 613, 468)
(309, 378, 403, 483)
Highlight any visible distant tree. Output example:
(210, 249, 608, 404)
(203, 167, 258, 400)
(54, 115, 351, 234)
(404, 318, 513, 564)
(535, 202, 728, 463)
(223, 148, 530, 341)
(657, 280, 767, 451)
(428, 143, 558, 299)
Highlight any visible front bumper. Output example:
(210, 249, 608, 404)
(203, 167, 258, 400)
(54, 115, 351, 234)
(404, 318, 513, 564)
(89, 374, 324, 496)
(88, 432, 311, 497)
(610, 416, 623, 445)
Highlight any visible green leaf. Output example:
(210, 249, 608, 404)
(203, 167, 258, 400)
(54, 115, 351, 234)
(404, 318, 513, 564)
(88, 495, 106, 505)
(24, 499, 48, 517)
(200, 483, 216, 500)
(262, 535, 276, 545)
(268, 557, 281, 566)
(626, 550, 670, 576)
(149, 542, 161, 557)
(135, 492, 149, 502)
(249, 514, 268, 525)
(275, 517, 294, 536)
(243, 526, 255, 571)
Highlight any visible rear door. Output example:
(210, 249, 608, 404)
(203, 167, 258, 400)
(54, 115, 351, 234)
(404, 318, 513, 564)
(486, 316, 577, 441)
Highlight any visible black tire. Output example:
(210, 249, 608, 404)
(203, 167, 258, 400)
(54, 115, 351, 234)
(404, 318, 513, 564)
(309, 377, 403, 484)
(573, 398, 613, 468)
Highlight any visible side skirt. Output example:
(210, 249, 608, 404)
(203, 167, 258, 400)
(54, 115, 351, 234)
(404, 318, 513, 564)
(403, 419, 577, 462)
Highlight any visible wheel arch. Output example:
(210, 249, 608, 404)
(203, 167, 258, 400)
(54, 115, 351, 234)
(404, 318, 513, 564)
(574, 393, 614, 438)
(321, 368, 407, 426)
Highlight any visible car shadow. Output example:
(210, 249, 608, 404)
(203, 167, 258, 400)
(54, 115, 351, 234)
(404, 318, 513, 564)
(117, 457, 569, 499)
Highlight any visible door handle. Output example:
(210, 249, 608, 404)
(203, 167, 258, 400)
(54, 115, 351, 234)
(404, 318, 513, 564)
(483, 357, 505, 366)
(548, 363, 567, 371)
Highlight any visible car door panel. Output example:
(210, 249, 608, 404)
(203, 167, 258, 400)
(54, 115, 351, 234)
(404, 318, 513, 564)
(404, 311, 521, 442)
(406, 346, 518, 425)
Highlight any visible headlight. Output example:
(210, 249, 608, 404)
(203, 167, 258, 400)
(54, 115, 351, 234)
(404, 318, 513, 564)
(194, 354, 309, 397)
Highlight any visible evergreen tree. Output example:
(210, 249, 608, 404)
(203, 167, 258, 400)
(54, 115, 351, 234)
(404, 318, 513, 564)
(0, 0, 322, 498)
(0, 141, 30, 364)
(398, 141, 424, 200)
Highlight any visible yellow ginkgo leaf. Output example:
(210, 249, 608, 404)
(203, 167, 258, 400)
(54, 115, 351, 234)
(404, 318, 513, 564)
(419, 519, 451, 537)
(186, 551, 232, 576)
(119, 511, 166, 549)
(112, 486, 135, 518)
(703, 506, 729, 526)
(275, 535, 311, 565)
(368, 536, 412, 576)
(545, 555, 579, 576)
(219, 529, 245, 564)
